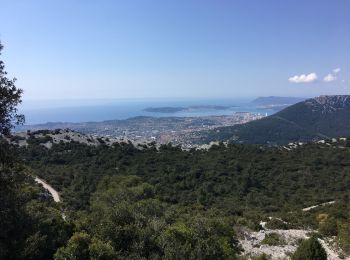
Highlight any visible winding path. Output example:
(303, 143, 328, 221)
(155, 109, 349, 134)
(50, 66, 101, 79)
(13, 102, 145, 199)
(302, 201, 335, 211)
(35, 177, 61, 202)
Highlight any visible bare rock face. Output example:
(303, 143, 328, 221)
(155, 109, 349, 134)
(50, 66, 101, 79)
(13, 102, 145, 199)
(239, 215, 346, 260)
(306, 95, 350, 114)
(7, 129, 153, 150)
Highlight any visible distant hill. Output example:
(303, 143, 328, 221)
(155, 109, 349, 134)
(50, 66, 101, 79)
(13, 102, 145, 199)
(199, 95, 350, 144)
(144, 105, 233, 113)
(251, 96, 306, 111)
(252, 96, 306, 106)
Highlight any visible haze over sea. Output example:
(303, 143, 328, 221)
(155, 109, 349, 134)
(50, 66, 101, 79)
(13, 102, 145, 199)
(19, 98, 274, 125)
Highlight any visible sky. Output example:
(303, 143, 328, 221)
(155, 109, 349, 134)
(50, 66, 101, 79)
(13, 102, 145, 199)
(1, 0, 350, 101)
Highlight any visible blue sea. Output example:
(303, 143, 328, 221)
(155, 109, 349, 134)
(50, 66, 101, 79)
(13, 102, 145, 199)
(19, 98, 275, 125)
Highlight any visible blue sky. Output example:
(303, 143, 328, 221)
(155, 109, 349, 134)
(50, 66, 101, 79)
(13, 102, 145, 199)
(1, 0, 349, 101)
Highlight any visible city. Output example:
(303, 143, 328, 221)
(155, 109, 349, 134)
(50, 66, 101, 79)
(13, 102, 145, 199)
(17, 112, 266, 148)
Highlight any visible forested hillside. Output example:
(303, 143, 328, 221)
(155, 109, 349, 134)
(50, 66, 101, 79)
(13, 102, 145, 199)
(10, 132, 350, 258)
(18, 137, 350, 213)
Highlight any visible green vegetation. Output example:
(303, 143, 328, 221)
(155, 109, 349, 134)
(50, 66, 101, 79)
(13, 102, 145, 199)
(15, 136, 350, 257)
(0, 42, 71, 260)
(0, 157, 72, 259)
(0, 42, 24, 135)
(19, 139, 350, 214)
(252, 254, 269, 260)
(265, 218, 292, 230)
(27, 134, 53, 145)
(292, 237, 327, 260)
(1, 41, 350, 259)
(51, 175, 239, 259)
(337, 223, 350, 254)
(261, 233, 285, 246)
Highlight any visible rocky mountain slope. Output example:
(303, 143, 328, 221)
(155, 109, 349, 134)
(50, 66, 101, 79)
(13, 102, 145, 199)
(198, 95, 350, 144)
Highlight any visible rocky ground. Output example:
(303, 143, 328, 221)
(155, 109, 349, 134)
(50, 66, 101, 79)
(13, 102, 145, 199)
(6, 129, 226, 151)
(238, 214, 348, 260)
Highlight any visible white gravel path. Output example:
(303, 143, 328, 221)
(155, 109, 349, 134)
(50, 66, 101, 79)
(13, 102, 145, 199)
(35, 177, 61, 202)
(302, 201, 335, 212)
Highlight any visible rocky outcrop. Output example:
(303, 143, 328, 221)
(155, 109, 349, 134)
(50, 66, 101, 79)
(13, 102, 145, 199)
(306, 95, 350, 114)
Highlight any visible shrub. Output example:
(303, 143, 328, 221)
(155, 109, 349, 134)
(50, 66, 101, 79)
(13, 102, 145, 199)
(253, 254, 269, 260)
(261, 233, 285, 246)
(319, 218, 338, 236)
(292, 236, 327, 260)
(337, 223, 350, 254)
(265, 218, 291, 230)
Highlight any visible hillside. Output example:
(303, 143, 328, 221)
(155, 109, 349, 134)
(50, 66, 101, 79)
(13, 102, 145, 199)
(12, 133, 350, 259)
(199, 95, 350, 144)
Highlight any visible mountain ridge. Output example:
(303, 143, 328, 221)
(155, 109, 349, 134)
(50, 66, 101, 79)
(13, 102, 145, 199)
(199, 95, 350, 144)
(251, 96, 306, 106)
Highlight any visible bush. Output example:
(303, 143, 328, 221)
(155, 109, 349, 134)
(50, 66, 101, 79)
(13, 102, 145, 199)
(319, 218, 338, 236)
(265, 218, 291, 230)
(27, 135, 53, 145)
(10, 135, 25, 143)
(292, 236, 327, 260)
(54, 232, 116, 260)
(337, 223, 350, 254)
(261, 233, 285, 246)
(253, 254, 269, 260)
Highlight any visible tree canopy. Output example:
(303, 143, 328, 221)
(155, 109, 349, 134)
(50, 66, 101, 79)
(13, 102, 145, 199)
(0, 41, 24, 135)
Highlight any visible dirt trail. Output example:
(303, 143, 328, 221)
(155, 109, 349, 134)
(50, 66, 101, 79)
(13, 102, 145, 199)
(35, 177, 60, 202)
(302, 201, 335, 211)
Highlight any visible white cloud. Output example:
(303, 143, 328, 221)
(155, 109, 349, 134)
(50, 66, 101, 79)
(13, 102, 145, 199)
(324, 74, 336, 82)
(288, 73, 318, 83)
(333, 68, 341, 74)
(323, 68, 341, 82)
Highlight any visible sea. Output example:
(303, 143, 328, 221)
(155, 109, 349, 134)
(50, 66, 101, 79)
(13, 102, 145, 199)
(19, 98, 276, 125)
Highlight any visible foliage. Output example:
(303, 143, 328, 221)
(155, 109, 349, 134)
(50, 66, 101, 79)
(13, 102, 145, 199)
(252, 254, 269, 260)
(318, 217, 338, 237)
(265, 218, 292, 230)
(292, 236, 327, 260)
(260, 233, 285, 246)
(0, 41, 24, 135)
(14, 135, 350, 257)
(0, 42, 71, 259)
(27, 135, 53, 145)
(2, 49, 350, 258)
(54, 232, 117, 260)
(81, 175, 239, 259)
(19, 140, 350, 214)
(337, 223, 350, 254)
(0, 143, 72, 259)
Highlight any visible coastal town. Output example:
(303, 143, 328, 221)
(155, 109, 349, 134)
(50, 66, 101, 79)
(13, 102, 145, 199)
(17, 112, 266, 148)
